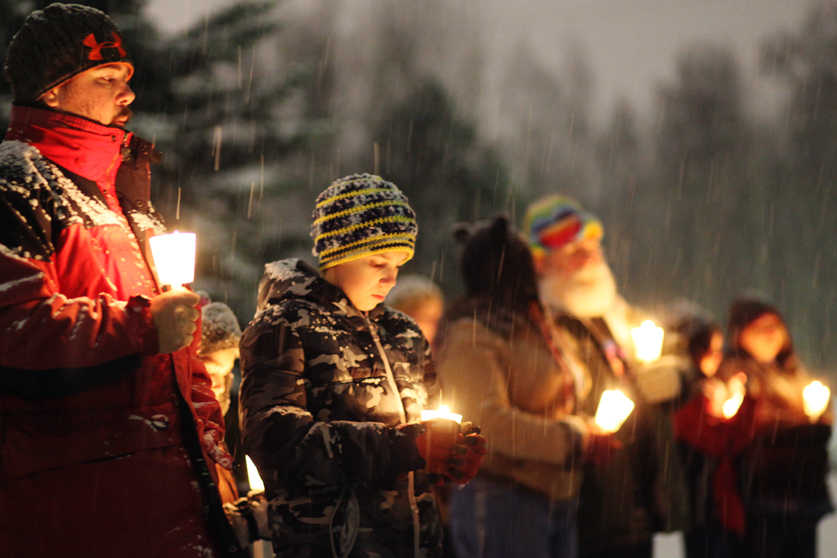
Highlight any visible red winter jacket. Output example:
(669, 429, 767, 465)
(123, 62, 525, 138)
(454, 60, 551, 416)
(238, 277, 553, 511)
(0, 106, 233, 555)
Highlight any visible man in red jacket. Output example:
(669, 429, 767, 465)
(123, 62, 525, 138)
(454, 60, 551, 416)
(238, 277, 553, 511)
(0, 4, 241, 557)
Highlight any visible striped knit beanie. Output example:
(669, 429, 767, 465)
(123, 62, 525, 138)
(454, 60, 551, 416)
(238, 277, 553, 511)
(522, 195, 603, 259)
(311, 173, 418, 270)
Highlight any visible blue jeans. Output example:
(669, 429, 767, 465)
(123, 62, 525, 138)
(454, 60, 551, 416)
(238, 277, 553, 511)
(448, 475, 578, 558)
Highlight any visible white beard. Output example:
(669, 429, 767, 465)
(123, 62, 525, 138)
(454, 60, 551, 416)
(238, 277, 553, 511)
(539, 260, 618, 318)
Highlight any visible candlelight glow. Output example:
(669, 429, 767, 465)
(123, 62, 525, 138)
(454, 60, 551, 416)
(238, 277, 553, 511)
(803, 381, 830, 421)
(721, 391, 744, 419)
(420, 404, 462, 424)
(594, 389, 635, 433)
(245, 455, 264, 492)
(149, 231, 196, 287)
(631, 320, 665, 363)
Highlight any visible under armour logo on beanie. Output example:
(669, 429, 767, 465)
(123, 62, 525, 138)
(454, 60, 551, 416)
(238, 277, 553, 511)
(82, 32, 127, 61)
(311, 173, 418, 271)
(4, 3, 133, 103)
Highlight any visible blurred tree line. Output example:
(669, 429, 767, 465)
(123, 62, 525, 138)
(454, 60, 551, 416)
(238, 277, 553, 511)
(0, 0, 834, 371)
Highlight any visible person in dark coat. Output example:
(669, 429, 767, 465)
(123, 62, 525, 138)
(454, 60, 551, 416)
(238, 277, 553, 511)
(0, 4, 241, 557)
(672, 317, 748, 558)
(718, 298, 833, 558)
(239, 173, 485, 558)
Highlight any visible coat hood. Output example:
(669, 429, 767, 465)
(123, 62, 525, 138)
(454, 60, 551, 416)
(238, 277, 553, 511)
(256, 258, 385, 320)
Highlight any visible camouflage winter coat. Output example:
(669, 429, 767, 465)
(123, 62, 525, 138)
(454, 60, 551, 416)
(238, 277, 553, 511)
(239, 259, 443, 558)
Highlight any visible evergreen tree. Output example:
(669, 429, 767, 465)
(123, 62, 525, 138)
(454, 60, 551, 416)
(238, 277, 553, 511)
(760, 4, 837, 366)
(371, 78, 511, 292)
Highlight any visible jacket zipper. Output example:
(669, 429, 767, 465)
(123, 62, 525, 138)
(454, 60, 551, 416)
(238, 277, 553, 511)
(365, 314, 421, 558)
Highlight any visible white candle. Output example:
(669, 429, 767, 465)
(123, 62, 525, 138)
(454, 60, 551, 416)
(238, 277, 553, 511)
(420, 404, 463, 424)
(594, 389, 635, 433)
(803, 380, 830, 422)
(631, 320, 665, 363)
(149, 231, 196, 287)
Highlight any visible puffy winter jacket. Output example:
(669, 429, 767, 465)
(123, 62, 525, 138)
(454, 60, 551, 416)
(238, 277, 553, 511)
(0, 106, 235, 557)
(239, 258, 443, 558)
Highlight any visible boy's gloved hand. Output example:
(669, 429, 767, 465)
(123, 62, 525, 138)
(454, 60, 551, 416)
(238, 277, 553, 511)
(446, 424, 486, 485)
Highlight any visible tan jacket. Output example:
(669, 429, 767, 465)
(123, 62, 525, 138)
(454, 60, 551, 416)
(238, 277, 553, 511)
(435, 317, 585, 501)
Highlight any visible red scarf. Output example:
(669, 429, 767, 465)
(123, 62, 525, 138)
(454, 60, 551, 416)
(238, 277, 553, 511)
(529, 301, 576, 414)
(5, 105, 130, 209)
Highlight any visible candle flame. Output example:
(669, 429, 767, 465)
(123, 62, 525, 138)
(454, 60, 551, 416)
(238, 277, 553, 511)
(594, 389, 635, 433)
(721, 392, 744, 419)
(803, 380, 830, 421)
(421, 404, 462, 424)
(631, 320, 665, 363)
(245, 455, 264, 492)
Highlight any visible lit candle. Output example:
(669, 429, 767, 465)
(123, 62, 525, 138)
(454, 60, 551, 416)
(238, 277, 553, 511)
(420, 404, 463, 424)
(245, 455, 264, 492)
(721, 391, 744, 419)
(594, 389, 635, 433)
(803, 380, 830, 422)
(631, 320, 665, 363)
(149, 230, 197, 288)
(717, 373, 746, 419)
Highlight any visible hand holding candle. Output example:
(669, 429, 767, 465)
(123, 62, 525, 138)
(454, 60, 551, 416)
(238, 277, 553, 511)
(418, 404, 462, 475)
(803, 380, 830, 422)
(594, 389, 635, 433)
(631, 320, 665, 364)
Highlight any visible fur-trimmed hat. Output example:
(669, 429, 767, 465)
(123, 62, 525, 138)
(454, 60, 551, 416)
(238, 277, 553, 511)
(311, 173, 417, 270)
(4, 3, 133, 103)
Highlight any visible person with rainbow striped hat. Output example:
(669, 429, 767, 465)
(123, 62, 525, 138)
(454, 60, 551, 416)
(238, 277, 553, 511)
(523, 195, 688, 558)
(239, 173, 485, 558)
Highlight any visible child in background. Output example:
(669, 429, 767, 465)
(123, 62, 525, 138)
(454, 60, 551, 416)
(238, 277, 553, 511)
(239, 173, 484, 558)
(386, 274, 444, 347)
(673, 317, 747, 558)
(198, 298, 242, 417)
(719, 299, 833, 558)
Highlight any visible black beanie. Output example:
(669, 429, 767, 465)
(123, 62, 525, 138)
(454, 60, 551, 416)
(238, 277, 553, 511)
(455, 215, 539, 310)
(4, 3, 132, 103)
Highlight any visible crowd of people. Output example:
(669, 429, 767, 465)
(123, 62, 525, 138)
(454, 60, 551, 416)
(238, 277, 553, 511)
(0, 4, 832, 558)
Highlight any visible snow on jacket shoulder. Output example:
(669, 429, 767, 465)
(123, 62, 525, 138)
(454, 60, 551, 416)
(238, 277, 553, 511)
(0, 134, 227, 478)
(239, 258, 442, 557)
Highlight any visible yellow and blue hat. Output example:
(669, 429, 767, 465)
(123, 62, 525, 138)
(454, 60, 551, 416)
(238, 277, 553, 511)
(311, 173, 417, 270)
(522, 195, 603, 258)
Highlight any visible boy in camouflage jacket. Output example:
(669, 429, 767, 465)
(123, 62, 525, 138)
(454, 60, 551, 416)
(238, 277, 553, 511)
(239, 174, 483, 558)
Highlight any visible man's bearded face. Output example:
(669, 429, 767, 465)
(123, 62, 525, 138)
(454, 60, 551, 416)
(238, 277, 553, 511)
(537, 237, 617, 318)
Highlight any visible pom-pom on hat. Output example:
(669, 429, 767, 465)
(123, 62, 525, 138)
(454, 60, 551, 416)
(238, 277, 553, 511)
(522, 195, 603, 258)
(311, 173, 418, 270)
(199, 302, 242, 356)
(4, 3, 133, 103)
